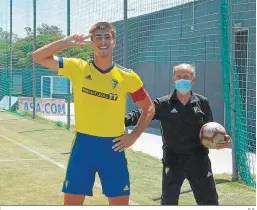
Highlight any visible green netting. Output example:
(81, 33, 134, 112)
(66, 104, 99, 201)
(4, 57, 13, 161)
(0, 0, 124, 128)
(0, 0, 256, 189)
(220, 0, 232, 135)
(127, 0, 222, 64)
(231, 0, 256, 187)
(220, 0, 256, 188)
(125, 0, 224, 116)
(234, 68, 256, 188)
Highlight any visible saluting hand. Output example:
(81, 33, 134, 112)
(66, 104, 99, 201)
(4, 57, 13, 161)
(63, 33, 92, 47)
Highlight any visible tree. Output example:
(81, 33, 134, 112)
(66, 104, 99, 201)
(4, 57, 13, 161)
(37, 23, 64, 37)
(24, 27, 32, 37)
(0, 24, 93, 68)
(0, 27, 18, 42)
(24, 24, 64, 37)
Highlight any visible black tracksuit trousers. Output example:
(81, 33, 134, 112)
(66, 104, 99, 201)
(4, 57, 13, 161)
(161, 154, 219, 205)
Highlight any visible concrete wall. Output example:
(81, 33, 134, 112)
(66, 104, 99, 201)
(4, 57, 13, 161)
(114, 0, 255, 139)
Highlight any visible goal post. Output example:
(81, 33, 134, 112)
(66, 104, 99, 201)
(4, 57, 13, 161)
(41, 76, 72, 99)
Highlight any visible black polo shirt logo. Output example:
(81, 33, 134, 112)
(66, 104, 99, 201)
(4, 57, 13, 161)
(193, 106, 202, 113)
(170, 108, 178, 113)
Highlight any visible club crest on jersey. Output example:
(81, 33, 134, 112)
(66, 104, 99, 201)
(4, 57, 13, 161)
(112, 79, 118, 89)
(85, 75, 92, 80)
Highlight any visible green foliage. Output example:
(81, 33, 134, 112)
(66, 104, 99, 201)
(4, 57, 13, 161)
(0, 27, 19, 42)
(0, 24, 93, 68)
(37, 23, 65, 37)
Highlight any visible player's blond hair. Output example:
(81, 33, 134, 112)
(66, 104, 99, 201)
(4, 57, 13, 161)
(89, 22, 116, 40)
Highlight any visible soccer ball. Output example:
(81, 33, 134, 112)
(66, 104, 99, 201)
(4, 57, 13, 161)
(199, 122, 227, 149)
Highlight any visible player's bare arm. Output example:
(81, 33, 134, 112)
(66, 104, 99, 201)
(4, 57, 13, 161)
(32, 34, 91, 71)
(131, 94, 155, 137)
(113, 91, 155, 152)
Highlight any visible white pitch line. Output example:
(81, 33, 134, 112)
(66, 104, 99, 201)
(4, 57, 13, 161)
(0, 133, 137, 205)
(0, 158, 42, 162)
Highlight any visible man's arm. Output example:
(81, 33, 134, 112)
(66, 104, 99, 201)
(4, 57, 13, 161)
(125, 110, 143, 127)
(125, 98, 162, 127)
(128, 92, 155, 140)
(113, 91, 155, 152)
(32, 34, 91, 71)
(32, 40, 69, 71)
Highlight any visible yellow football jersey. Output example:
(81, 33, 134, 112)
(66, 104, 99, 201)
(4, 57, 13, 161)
(57, 57, 144, 137)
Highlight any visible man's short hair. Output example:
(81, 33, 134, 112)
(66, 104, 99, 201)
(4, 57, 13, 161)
(173, 63, 196, 76)
(89, 22, 116, 40)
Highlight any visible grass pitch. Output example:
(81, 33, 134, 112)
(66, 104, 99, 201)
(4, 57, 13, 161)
(0, 111, 255, 205)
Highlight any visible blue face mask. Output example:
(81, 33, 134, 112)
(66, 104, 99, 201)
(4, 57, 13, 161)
(175, 79, 192, 94)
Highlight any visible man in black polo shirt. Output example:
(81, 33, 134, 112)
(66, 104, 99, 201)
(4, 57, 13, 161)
(125, 64, 231, 205)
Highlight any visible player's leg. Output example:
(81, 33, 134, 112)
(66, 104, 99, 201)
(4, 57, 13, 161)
(99, 154, 130, 205)
(108, 196, 129, 205)
(161, 164, 185, 205)
(187, 154, 219, 205)
(64, 194, 85, 205)
(96, 137, 130, 205)
(100, 153, 130, 205)
(62, 132, 97, 205)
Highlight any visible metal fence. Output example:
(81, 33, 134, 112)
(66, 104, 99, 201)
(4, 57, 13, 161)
(0, 0, 255, 187)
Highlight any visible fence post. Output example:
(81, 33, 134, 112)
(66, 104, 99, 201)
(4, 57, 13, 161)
(123, 0, 129, 134)
(9, 0, 13, 109)
(123, 0, 128, 68)
(32, 0, 37, 119)
(228, 0, 238, 181)
(66, 0, 71, 130)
